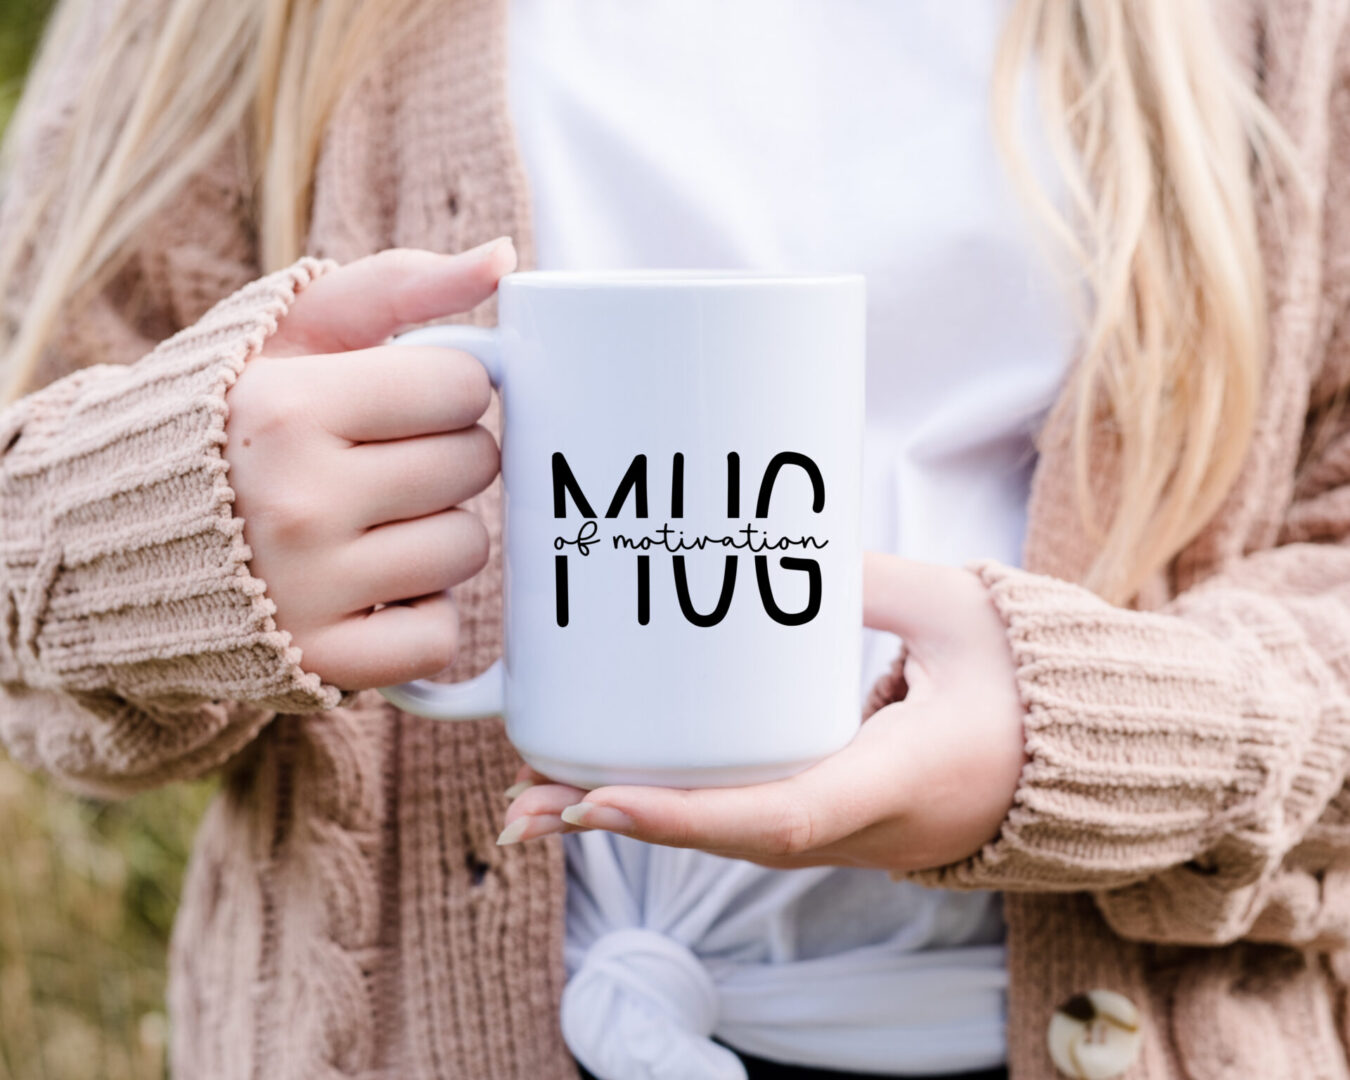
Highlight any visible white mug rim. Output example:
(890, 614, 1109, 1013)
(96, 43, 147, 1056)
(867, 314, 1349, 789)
(502, 269, 865, 290)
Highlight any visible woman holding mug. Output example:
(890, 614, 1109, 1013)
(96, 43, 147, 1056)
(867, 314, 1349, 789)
(1, 1, 1347, 1078)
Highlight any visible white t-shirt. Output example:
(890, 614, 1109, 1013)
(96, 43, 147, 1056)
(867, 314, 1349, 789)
(507, 3, 1074, 1077)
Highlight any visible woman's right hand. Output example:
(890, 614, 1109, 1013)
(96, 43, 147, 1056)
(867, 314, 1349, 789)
(223, 240, 516, 691)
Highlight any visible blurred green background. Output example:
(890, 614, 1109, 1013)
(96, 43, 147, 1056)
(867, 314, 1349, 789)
(0, 0, 53, 127)
(0, 4, 214, 1079)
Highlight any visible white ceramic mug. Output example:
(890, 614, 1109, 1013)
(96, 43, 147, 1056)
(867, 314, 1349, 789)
(380, 270, 865, 789)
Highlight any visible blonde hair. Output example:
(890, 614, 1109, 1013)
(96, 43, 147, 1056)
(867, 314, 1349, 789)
(0, 0, 428, 399)
(995, 1, 1295, 601)
(0, 0, 1294, 603)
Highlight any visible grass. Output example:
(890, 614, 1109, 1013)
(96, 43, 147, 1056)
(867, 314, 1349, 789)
(0, 3, 214, 1078)
(0, 0, 54, 129)
(0, 768, 213, 1080)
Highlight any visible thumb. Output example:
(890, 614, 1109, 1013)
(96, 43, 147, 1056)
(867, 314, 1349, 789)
(863, 551, 987, 645)
(270, 239, 517, 356)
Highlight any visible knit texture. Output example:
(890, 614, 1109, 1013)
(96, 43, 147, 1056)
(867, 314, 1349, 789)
(919, 559, 1350, 930)
(0, 259, 340, 796)
(3, 1, 1350, 1078)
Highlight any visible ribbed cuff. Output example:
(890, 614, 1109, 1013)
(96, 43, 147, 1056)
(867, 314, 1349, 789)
(0, 258, 342, 715)
(908, 560, 1272, 892)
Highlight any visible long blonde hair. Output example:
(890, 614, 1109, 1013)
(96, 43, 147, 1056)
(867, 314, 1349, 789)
(0, 0, 430, 397)
(994, 1, 1294, 601)
(0, 0, 1293, 603)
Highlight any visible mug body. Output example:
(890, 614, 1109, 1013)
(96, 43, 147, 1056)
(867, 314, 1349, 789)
(496, 271, 864, 788)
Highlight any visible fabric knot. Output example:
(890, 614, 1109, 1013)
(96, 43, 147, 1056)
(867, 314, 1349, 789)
(561, 927, 743, 1080)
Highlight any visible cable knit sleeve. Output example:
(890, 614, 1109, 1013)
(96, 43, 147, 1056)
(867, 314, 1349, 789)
(888, 426, 1350, 947)
(0, 260, 343, 797)
(902, 555, 1350, 912)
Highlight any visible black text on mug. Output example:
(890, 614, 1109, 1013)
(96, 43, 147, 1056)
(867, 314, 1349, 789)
(551, 451, 829, 628)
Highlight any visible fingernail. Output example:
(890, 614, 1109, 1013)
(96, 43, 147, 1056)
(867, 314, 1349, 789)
(560, 802, 635, 833)
(496, 814, 566, 846)
(465, 235, 514, 258)
(503, 780, 535, 800)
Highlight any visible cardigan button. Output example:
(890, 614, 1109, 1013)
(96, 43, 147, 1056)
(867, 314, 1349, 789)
(1048, 989, 1143, 1079)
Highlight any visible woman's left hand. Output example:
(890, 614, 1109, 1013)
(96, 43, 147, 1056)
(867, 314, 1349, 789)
(499, 553, 1028, 874)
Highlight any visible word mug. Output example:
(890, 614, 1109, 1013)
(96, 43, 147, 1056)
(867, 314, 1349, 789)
(380, 270, 865, 789)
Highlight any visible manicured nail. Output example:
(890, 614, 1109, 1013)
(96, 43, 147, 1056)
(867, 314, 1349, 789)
(465, 235, 514, 258)
(560, 802, 635, 833)
(503, 780, 535, 800)
(496, 814, 566, 846)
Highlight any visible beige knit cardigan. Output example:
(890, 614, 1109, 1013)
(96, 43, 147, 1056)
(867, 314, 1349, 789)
(4, 1, 1350, 1077)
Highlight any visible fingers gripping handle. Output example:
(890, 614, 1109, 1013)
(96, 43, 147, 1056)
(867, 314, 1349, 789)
(395, 324, 504, 385)
(378, 324, 505, 721)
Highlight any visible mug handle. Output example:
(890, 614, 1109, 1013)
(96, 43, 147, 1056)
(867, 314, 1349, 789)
(377, 323, 505, 721)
